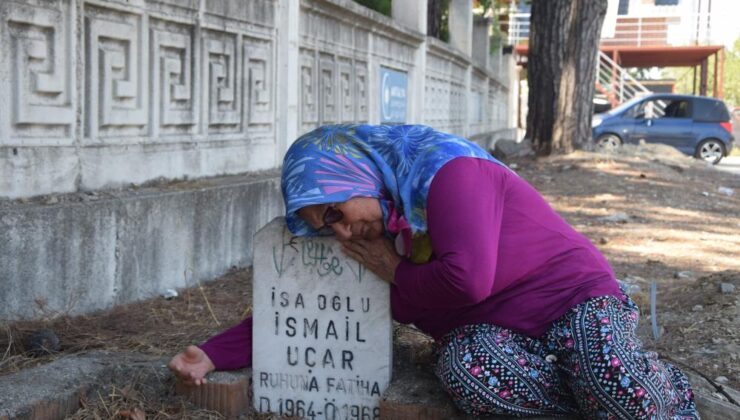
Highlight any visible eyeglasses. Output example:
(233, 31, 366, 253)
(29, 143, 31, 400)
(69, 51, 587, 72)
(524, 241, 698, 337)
(323, 205, 344, 225)
(317, 205, 343, 235)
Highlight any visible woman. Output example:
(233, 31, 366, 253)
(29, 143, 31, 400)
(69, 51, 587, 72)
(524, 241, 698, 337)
(169, 124, 698, 418)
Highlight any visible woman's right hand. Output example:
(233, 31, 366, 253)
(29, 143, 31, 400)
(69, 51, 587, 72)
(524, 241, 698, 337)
(168, 345, 215, 386)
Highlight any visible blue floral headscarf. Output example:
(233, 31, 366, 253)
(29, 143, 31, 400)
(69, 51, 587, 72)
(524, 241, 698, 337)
(281, 124, 505, 262)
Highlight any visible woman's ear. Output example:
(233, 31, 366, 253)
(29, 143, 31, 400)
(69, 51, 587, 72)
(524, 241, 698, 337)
(297, 204, 325, 230)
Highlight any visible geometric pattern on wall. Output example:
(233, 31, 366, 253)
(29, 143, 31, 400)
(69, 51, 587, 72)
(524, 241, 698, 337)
(425, 48, 468, 135)
(338, 57, 353, 123)
(150, 20, 198, 137)
(424, 75, 450, 129)
(298, 4, 377, 132)
(203, 30, 241, 134)
(298, 50, 369, 132)
(299, 48, 318, 130)
(450, 79, 466, 133)
(85, 6, 148, 139)
(244, 36, 273, 128)
(355, 61, 368, 123)
(4, 0, 75, 140)
(319, 53, 337, 124)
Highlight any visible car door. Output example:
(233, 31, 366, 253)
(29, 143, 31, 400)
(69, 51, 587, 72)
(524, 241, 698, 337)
(631, 97, 694, 150)
(612, 100, 642, 144)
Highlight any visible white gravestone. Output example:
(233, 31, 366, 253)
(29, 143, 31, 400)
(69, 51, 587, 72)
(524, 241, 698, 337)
(253, 218, 392, 420)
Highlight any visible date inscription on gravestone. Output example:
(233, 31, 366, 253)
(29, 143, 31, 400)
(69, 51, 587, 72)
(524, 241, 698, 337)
(252, 218, 392, 420)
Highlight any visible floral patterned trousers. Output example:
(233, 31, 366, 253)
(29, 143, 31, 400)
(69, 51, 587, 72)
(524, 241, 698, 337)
(435, 294, 699, 419)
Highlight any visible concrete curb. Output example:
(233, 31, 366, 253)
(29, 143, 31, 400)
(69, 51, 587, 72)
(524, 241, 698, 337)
(0, 352, 168, 420)
(175, 370, 252, 419)
(2, 349, 738, 419)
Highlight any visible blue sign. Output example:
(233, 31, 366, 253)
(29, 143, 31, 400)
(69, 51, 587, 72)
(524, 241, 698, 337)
(379, 67, 407, 123)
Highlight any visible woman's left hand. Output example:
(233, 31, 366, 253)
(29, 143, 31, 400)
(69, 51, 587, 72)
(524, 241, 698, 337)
(340, 237, 401, 284)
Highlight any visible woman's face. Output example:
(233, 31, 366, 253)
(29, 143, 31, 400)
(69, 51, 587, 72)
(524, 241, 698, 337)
(298, 197, 384, 241)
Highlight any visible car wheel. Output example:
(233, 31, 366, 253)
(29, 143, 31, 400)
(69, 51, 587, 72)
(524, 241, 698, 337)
(596, 133, 621, 151)
(695, 139, 725, 164)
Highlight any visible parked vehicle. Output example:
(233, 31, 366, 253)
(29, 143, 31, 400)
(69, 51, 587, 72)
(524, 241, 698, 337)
(592, 94, 734, 164)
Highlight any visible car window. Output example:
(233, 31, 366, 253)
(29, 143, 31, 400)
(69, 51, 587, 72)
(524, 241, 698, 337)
(633, 99, 669, 119)
(631, 98, 691, 119)
(609, 96, 646, 116)
(693, 98, 730, 122)
(623, 102, 643, 118)
(662, 100, 690, 118)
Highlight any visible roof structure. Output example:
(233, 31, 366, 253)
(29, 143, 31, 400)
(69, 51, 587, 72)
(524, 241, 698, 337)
(600, 45, 723, 68)
(513, 44, 723, 68)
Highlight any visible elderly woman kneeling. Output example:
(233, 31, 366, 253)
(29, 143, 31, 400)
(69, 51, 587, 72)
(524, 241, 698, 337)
(169, 124, 698, 419)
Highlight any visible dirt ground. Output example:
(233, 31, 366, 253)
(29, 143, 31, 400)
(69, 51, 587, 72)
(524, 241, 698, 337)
(510, 146, 740, 391)
(1, 145, 738, 417)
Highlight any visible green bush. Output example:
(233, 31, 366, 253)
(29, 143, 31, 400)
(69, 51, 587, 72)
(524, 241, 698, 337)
(354, 0, 392, 16)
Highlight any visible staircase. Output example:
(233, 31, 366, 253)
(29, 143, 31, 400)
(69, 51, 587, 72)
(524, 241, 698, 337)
(595, 51, 652, 108)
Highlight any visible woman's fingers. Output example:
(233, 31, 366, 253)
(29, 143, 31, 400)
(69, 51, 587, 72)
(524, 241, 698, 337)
(168, 355, 185, 375)
(340, 237, 399, 284)
(341, 243, 363, 262)
(168, 348, 211, 386)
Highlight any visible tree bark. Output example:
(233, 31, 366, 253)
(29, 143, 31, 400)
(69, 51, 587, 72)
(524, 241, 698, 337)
(526, 0, 608, 156)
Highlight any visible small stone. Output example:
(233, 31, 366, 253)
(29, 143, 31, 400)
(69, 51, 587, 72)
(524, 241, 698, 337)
(599, 237, 609, 245)
(619, 283, 641, 295)
(509, 163, 519, 169)
(24, 329, 61, 357)
(711, 392, 727, 401)
(597, 212, 630, 223)
(692, 305, 704, 312)
(674, 271, 693, 279)
(19, 197, 30, 204)
(718, 186, 734, 196)
(624, 275, 646, 284)
(701, 191, 710, 197)
(714, 376, 729, 384)
(161, 289, 179, 300)
(44, 196, 59, 205)
(712, 338, 724, 344)
(720, 283, 736, 294)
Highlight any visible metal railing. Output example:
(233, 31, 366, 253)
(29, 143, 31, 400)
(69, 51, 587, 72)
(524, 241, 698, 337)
(596, 51, 652, 106)
(501, 12, 716, 47)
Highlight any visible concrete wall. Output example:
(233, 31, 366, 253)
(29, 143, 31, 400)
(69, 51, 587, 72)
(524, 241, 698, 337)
(0, 0, 516, 320)
(0, 0, 281, 199)
(0, 0, 513, 200)
(0, 172, 283, 319)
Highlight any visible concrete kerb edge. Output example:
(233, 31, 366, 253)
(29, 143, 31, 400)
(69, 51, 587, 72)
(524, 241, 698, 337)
(0, 351, 170, 419)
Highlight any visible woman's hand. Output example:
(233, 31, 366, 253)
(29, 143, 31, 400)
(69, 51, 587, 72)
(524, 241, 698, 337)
(340, 236, 401, 284)
(168, 345, 215, 386)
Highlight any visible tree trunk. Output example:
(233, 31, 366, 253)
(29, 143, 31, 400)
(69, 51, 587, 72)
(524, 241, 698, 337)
(526, 0, 608, 156)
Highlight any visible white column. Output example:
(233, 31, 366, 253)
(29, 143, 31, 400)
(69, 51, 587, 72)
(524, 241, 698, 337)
(449, 0, 473, 56)
(472, 16, 491, 69)
(275, 0, 300, 164)
(392, 0, 428, 124)
(449, 0, 473, 137)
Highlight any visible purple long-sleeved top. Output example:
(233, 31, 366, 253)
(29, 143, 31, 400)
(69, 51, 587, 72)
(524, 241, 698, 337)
(200, 157, 621, 370)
